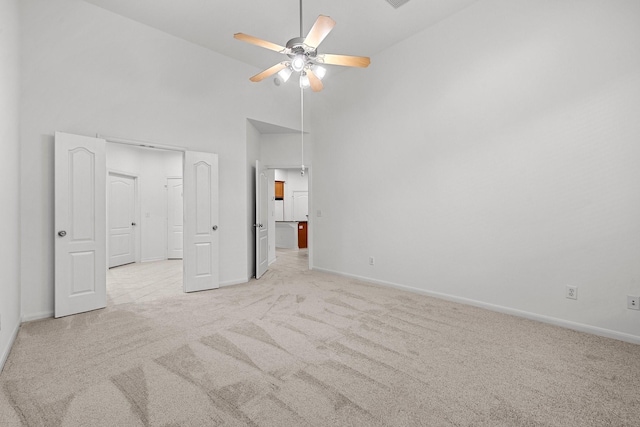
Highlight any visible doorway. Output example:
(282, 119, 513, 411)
(269, 167, 310, 266)
(54, 132, 220, 318)
(105, 143, 183, 306)
(253, 164, 312, 281)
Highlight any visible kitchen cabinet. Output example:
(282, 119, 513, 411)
(275, 181, 284, 200)
(298, 221, 307, 249)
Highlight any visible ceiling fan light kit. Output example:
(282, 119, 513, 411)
(277, 67, 293, 83)
(313, 65, 327, 80)
(233, 1, 370, 92)
(299, 72, 310, 89)
(291, 54, 306, 72)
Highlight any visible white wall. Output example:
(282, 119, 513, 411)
(0, 0, 21, 371)
(261, 133, 312, 168)
(19, 0, 301, 320)
(312, 0, 640, 341)
(106, 143, 182, 262)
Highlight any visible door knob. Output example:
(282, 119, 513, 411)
(58, 230, 67, 237)
(212, 225, 218, 231)
(131, 222, 136, 226)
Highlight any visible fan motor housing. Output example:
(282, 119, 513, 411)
(286, 37, 317, 59)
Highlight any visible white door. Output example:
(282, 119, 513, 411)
(292, 191, 309, 221)
(108, 173, 136, 268)
(183, 151, 219, 292)
(55, 132, 107, 318)
(167, 178, 183, 259)
(255, 161, 269, 279)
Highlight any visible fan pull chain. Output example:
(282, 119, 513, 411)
(300, 86, 305, 176)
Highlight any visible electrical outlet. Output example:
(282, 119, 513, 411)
(628, 296, 639, 311)
(566, 285, 577, 300)
(369, 256, 375, 266)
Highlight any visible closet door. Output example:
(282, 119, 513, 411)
(167, 178, 184, 259)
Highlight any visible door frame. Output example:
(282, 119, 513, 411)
(107, 170, 141, 267)
(263, 165, 313, 270)
(100, 134, 219, 290)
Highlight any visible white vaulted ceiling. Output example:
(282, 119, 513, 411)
(83, 0, 479, 69)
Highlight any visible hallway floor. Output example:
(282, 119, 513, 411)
(107, 259, 183, 306)
(107, 249, 309, 306)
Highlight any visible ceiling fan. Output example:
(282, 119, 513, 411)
(234, 0, 370, 92)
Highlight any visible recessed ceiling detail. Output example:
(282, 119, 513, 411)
(385, 0, 411, 9)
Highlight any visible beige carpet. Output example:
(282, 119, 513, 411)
(1, 249, 639, 426)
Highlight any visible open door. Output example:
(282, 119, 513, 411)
(183, 151, 219, 292)
(54, 132, 107, 318)
(255, 160, 269, 279)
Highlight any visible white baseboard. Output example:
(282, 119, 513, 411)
(21, 311, 54, 323)
(141, 257, 166, 263)
(312, 266, 640, 345)
(220, 278, 249, 288)
(0, 322, 20, 374)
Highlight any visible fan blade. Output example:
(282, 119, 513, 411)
(234, 33, 286, 53)
(306, 70, 324, 92)
(250, 63, 287, 82)
(304, 15, 336, 49)
(318, 53, 371, 68)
